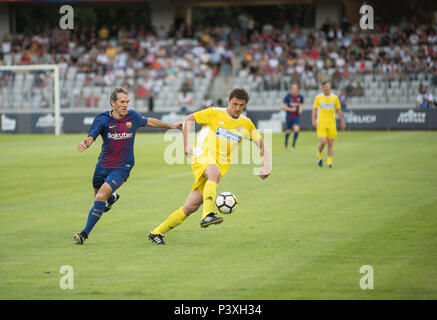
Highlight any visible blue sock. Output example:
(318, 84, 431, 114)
(285, 132, 290, 147)
(82, 201, 105, 236)
(292, 132, 299, 147)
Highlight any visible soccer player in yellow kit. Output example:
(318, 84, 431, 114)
(148, 88, 271, 245)
(312, 81, 346, 168)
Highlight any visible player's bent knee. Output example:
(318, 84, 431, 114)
(183, 203, 200, 215)
(95, 193, 109, 202)
(205, 166, 221, 182)
(95, 183, 113, 202)
(211, 173, 221, 183)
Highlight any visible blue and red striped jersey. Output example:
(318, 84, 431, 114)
(88, 110, 148, 169)
(283, 93, 304, 120)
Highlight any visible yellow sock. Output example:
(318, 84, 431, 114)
(152, 207, 187, 234)
(317, 151, 323, 159)
(327, 156, 333, 165)
(201, 180, 218, 219)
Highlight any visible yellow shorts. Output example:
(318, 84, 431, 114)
(317, 125, 337, 139)
(190, 160, 227, 195)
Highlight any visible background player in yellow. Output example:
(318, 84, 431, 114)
(312, 81, 346, 168)
(148, 88, 271, 245)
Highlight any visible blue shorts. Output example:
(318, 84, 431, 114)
(92, 163, 131, 191)
(286, 117, 300, 129)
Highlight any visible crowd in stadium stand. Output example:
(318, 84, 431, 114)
(0, 22, 235, 108)
(237, 16, 437, 95)
(1, 14, 437, 108)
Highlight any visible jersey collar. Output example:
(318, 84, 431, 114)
(110, 110, 128, 121)
(225, 109, 241, 120)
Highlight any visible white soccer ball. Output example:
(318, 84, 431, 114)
(215, 192, 238, 214)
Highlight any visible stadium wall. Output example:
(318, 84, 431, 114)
(1, 109, 436, 134)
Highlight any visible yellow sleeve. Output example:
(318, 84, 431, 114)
(335, 96, 341, 109)
(193, 108, 215, 125)
(313, 96, 320, 109)
(245, 120, 262, 141)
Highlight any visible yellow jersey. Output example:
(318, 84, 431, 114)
(313, 93, 341, 127)
(192, 107, 261, 172)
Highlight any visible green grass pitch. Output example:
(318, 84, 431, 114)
(0, 131, 436, 299)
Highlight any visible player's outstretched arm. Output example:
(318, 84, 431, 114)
(254, 138, 271, 180)
(312, 108, 317, 128)
(78, 136, 95, 152)
(299, 102, 304, 114)
(182, 114, 196, 157)
(281, 102, 296, 112)
(146, 117, 182, 129)
(336, 109, 346, 131)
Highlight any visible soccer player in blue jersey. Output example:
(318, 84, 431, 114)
(282, 83, 304, 151)
(74, 87, 181, 245)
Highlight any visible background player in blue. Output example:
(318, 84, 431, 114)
(74, 87, 181, 245)
(281, 83, 304, 151)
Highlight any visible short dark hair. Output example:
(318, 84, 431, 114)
(321, 81, 330, 86)
(229, 88, 249, 104)
(110, 87, 128, 103)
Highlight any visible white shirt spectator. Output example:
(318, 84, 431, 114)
(329, 51, 339, 60)
(263, 24, 274, 35)
(381, 62, 390, 74)
(428, 34, 437, 44)
(114, 68, 125, 79)
(144, 77, 154, 91)
(153, 79, 164, 95)
(178, 92, 193, 111)
(401, 53, 411, 64)
(215, 43, 226, 56)
(387, 46, 397, 58)
(126, 67, 135, 78)
(316, 58, 324, 70)
(336, 56, 346, 68)
(192, 45, 205, 57)
(222, 25, 232, 35)
(132, 59, 143, 70)
(253, 51, 262, 62)
(274, 45, 283, 56)
(103, 70, 115, 85)
(303, 70, 316, 88)
(269, 58, 279, 69)
(140, 39, 148, 49)
(1, 40, 11, 54)
(114, 53, 127, 69)
(58, 61, 68, 78)
(295, 64, 305, 74)
(201, 98, 213, 109)
(237, 13, 248, 30)
(97, 52, 109, 65)
(247, 18, 255, 31)
(409, 33, 419, 45)
(416, 92, 434, 108)
(342, 35, 352, 47)
(68, 41, 76, 54)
